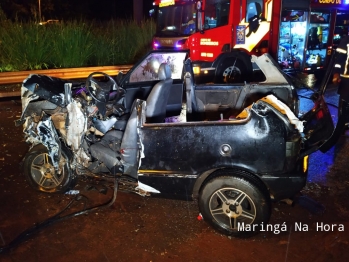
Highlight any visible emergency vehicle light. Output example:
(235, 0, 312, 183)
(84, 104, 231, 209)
(159, 0, 175, 7)
(153, 41, 160, 48)
(176, 39, 187, 49)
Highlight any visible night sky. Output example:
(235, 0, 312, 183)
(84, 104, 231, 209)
(0, 0, 155, 21)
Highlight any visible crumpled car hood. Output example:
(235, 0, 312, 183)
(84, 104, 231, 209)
(22, 74, 69, 107)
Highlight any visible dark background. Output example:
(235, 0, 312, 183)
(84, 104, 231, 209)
(0, 0, 154, 21)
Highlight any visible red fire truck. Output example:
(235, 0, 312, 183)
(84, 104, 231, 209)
(152, 0, 282, 83)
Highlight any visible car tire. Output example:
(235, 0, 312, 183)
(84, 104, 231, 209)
(23, 144, 76, 193)
(199, 171, 271, 237)
(216, 59, 248, 84)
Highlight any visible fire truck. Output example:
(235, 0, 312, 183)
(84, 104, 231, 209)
(152, 0, 282, 83)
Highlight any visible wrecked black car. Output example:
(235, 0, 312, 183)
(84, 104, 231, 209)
(15, 50, 337, 237)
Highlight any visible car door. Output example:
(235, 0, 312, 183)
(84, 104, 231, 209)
(299, 54, 338, 157)
(119, 50, 188, 116)
(299, 93, 334, 157)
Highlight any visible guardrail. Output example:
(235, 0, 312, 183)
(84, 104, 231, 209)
(0, 65, 133, 85)
(0, 65, 133, 98)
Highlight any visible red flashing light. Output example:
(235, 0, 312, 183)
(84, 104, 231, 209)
(316, 109, 324, 119)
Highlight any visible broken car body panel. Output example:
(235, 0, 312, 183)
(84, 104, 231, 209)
(20, 51, 333, 235)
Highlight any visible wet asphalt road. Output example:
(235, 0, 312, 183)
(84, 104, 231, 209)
(0, 86, 348, 262)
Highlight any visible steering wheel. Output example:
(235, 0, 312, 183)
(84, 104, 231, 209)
(85, 72, 118, 104)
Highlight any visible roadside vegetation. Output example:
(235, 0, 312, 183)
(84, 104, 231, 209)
(0, 18, 155, 72)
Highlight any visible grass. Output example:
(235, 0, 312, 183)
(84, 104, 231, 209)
(0, 19, 156, 72)
(0, 21, 52, 71)
(91, 19, 155, 66)
(49, 21, 95, 68)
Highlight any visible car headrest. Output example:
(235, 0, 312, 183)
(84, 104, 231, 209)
(158, 63, 172, 81)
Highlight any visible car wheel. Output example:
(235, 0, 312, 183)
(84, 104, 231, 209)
(199, 171, 271, 237)
(23, 145, 76, 193)
(216, 59, 247, 84)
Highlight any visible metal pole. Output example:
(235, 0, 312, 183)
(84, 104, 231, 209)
(38, 0, 41, 21)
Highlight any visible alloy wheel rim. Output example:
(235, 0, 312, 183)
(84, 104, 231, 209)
(209, 187, 256, 230)
(31, 153, 64, 189)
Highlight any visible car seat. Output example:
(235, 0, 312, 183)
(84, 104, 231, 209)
(145, 63, 173, 123)
(183, 58, 198, 114)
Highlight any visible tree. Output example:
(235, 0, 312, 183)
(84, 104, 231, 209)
(0, 0, 31, 21)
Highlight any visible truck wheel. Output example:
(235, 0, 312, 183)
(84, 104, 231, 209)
(199, 172, 271, 237)
(216, 59, 248, 84)
(23, 145, 76, 193)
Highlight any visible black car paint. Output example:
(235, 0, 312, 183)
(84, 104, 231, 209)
(137, 100, 306, 201)
(19, 50, 339, 203)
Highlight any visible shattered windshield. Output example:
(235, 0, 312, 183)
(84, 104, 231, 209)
(155, 4, 196, 36)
